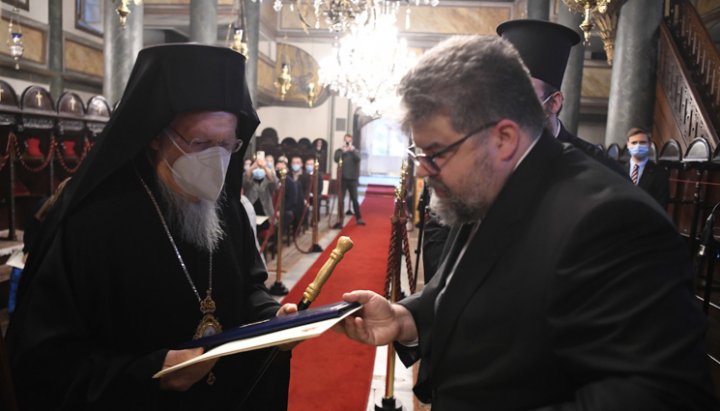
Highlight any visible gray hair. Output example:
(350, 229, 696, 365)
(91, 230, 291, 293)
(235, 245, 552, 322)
(399, 36, 545, 138)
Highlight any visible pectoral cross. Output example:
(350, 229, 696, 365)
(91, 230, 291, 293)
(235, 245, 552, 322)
(35, 90, 42, 107)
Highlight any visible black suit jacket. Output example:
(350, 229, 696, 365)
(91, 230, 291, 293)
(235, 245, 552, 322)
(637, 160, 670, 208)
(397, 133, 715, 410)
(557, 123, 629, 179)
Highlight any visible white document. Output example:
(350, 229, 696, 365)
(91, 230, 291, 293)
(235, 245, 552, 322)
(153, 305, 360, 379)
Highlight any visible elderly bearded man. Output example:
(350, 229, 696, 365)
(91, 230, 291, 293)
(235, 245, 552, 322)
(7, 44, 296, 410)
(336, 36, 716, 410)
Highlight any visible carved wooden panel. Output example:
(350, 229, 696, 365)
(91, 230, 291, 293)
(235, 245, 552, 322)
(0, 80, 20, 114)
(657, 23, 718, 149)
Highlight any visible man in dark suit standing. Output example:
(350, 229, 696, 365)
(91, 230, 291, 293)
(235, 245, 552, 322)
(334, 133, 365, 225)
(497, 19, 628, 178)
(627, 127, 670, 208)
(336, 35, 715, 410)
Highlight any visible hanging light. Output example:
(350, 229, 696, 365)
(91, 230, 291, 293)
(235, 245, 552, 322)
(227, 0, 249, 58)
(256, 0, 439, 33)
(562, 0, 625, 65)
(115, 0, 143, 29)
(6, 9, 23, 70)
(275, 63, 293, 101)
(319, 10, 417, 116)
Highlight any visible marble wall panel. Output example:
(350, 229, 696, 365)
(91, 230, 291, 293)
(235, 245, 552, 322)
(64, 39, 103, 78)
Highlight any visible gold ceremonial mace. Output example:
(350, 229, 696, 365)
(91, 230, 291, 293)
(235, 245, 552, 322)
(298, 236, 353, 310)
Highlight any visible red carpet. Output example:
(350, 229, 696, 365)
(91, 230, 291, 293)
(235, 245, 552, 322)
(283, 193, 394, 411)
(365, 184, 396, 197)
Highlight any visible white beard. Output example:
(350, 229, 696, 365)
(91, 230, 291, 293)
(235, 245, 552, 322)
(156, 177, 225, 253)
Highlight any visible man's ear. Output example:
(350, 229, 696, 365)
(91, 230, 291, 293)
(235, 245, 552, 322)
(549, 92, 564, 115)
(494, 119, 521, 161)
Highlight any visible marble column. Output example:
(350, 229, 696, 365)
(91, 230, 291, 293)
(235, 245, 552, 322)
(48, 1, 63, 100)
(103, 1, 144, 105)
(190, 0, 218, 45)
(605, 0, 663, 146)
(527, 0, 550, 21)
(244, 0, 260, 153)
(558, 5, 585, 135)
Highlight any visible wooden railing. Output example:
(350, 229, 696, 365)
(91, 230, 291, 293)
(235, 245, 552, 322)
(657, 23, 720, 149)
(665, 0, 720, 142)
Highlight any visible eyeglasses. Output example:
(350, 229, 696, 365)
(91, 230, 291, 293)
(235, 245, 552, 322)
(407, 121, 498, 176)
(167, 126, 244, 153)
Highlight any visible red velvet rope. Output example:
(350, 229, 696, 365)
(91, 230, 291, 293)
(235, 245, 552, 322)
(54, 137, 91, 174)
(10, 132, 56, 173)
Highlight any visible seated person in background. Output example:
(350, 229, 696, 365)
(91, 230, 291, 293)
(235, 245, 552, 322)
(6, 43, 295, 410)
(243, 155, 277, 219)
(626, 127, 669, 208)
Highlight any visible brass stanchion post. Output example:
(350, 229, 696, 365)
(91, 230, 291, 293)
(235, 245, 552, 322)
(269, 168, 289, 295)
(310, 159, 323, 252)
(376, 162, 412, 411)
(333, 158, 344, 229)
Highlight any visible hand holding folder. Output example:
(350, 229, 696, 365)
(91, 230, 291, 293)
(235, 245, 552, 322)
(154, 236, 355, 380)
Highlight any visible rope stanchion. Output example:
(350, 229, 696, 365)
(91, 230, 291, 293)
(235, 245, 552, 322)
(268, 168, 289, 296)
(377, 160, 413, 411)
(54, 137, 91, 174)
(292, 159, 323, 253)
(330, 158, 344, 229)
(11, 132, 55, 173)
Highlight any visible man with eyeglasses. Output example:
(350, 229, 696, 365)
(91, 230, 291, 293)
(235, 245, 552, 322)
(7, 44, 295, 410)
(497, 19, 627, 178)
(336, 35, 715, 410)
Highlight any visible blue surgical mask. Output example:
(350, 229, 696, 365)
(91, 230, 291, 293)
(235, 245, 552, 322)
(291, 164, 301, 172)
(305, 165, 314, 174)
(628, 144, 649, 158)
(252, 168, 266, 180)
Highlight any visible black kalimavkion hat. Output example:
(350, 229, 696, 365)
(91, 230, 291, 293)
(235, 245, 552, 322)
(497, 19, 581, 90)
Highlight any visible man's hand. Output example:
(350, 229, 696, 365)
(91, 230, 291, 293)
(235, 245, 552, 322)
(334, 290, 417, 346)
(276, 303, 299, 351)
(159, 348, 218, 391)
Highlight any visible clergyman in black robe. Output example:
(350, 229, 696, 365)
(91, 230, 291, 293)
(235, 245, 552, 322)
(6, 44, 292, 410)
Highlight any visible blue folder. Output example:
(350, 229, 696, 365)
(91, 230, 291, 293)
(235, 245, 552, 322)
(176, 301, 360, 350)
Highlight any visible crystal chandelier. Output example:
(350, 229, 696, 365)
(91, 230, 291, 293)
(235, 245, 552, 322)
(318, 10, 417, 116)
(258, 0, 439, 33)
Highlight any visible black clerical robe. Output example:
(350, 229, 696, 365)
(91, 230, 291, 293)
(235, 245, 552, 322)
(7, 161, 289, 410)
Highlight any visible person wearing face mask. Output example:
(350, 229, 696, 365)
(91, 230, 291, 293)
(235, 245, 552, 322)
(243, 155, 277, 220)
(627, 127, 669, 207)
(497, 19, 628, 179)
(6, 44, 294, 410)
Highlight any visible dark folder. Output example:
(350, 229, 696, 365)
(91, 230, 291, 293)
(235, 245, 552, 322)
(176, 301, 360, 350)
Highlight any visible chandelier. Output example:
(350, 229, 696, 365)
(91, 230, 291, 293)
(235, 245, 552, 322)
(226, 0, 249, 57)
(6, 8, 23, 70)
(258, 0, 439, 33)
(114, 0, 143, 29)
(562, 0, 625, 65)
(318, 10, 417, 116)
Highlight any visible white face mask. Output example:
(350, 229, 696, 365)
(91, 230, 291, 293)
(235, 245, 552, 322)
(164, 135, 232, 202)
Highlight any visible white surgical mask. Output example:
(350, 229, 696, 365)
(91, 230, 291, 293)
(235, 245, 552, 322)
(165, 134, 231, 202)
